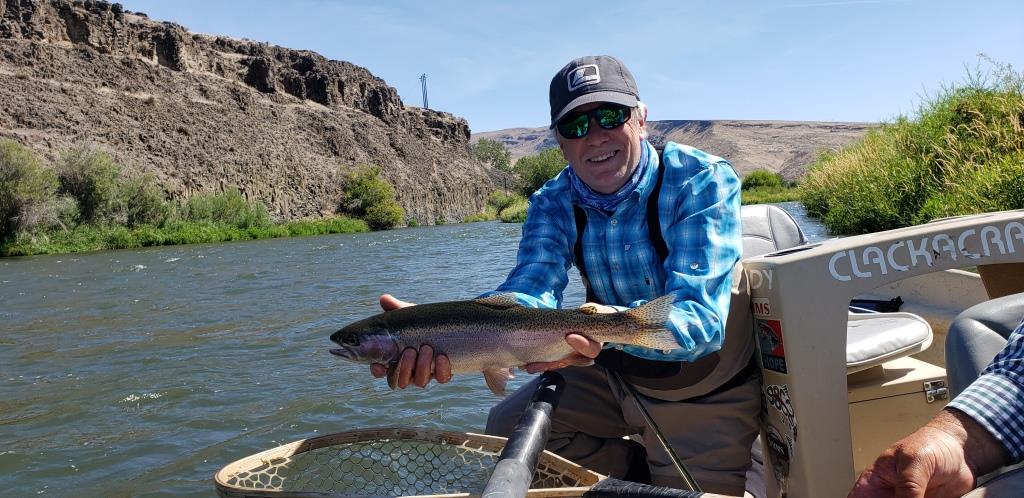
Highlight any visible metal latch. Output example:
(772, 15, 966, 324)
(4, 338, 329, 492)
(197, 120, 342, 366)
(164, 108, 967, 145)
(924, 380, 949, 403)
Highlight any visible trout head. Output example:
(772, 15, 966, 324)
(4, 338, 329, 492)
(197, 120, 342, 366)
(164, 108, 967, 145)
(329, 315, 399, 365)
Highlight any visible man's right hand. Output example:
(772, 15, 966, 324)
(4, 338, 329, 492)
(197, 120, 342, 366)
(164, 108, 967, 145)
(370, 294, 453, 389)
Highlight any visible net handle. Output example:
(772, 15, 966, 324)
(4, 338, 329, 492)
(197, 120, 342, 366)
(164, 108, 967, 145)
(481, 371, 566, 498)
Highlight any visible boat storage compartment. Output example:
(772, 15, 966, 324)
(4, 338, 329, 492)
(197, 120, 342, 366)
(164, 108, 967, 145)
(846, 356, 948, 472)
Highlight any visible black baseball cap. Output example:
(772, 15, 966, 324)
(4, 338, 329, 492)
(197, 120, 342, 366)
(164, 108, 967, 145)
(549, 55, 640, 128)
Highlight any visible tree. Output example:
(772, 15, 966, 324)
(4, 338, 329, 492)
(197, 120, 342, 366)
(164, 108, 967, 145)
(514, 148, 567, 196)
(0, 139, 57, 240)
(473, 138, 512, 172)
(341, 165, 404, 230)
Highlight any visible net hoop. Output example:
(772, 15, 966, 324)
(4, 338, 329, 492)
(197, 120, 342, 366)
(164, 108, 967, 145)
(214, 427, 603, 498)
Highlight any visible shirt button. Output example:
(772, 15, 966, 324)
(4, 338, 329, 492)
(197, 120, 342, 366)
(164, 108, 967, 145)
(690, 262, 699, 270)
(610, 219, 618, 226)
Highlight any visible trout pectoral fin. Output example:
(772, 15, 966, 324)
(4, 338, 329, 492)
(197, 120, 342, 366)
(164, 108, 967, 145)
(482, 367, 514, 396)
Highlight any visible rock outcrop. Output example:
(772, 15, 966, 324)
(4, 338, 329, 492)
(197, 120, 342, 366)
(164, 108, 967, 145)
(0, 0, 497, 223)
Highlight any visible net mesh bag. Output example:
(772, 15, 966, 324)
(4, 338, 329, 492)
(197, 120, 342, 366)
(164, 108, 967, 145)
(215, 427, 603, 497)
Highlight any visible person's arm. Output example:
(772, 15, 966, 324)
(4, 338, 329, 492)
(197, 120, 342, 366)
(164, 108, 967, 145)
(618, 146, 742, 362)
(485, 182, 603, 371)
(849, 318, 1024, 497)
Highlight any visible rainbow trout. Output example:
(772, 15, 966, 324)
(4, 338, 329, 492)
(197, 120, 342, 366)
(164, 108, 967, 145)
(329, 294, 678, 395)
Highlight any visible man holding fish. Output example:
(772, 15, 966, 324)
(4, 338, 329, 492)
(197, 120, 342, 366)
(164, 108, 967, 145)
(334, 55, 760, 496)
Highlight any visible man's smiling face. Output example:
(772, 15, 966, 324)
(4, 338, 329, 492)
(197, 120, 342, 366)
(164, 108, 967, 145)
(557, 103, 645, 194)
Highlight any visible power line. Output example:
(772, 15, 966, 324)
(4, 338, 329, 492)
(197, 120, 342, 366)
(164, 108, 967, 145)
(419, 73, 429, 109)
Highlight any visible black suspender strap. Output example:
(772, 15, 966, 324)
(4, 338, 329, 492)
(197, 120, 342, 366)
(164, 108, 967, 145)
(645, 152, 668, 263)
(573, 204, 598, 304)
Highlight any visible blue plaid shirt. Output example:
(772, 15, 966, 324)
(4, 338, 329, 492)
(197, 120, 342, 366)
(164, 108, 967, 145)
(485, 141, 742, 362)
(948, 317, 1024, 462)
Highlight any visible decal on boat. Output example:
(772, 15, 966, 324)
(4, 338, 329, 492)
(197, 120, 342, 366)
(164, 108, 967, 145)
(766, 424, 792, 492)
(765, 383, 797, 431)
(757, 319, 787, 373)
(752, 297, 772, 317)
(828, 221, 1024, 281)
(749, 268, 774, 290)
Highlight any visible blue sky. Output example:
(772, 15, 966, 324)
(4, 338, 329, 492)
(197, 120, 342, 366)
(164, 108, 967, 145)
(118, 0, 1022, 133)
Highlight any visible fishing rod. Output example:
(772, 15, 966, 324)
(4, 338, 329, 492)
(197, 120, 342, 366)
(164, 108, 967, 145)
(612, 371, 703, 493)
(481, 371, 565, 498)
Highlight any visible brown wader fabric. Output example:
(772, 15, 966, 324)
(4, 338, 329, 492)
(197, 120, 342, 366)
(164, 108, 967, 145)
(485, 363, 762, 496)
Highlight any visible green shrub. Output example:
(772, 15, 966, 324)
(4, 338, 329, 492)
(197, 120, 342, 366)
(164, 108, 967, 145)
(473, 138, 512, 171)
(514, 148, 566, 196)
(52, 195, 81, 229)
(486, 191, 518, 212)
(741, 186, 801, 205)
(364, 201, 404, 230)
(57, 146, 122, 225)
(122, 174, 174, 228)
(340, 165, 404, 230)
(406, 218, 420, 228)
(499, 197, 529, 223)
(0, 139, 58, 240)
(801, 59, 1024, 234)
(184, 188, 270, 229)
(742, 170, 783, 190)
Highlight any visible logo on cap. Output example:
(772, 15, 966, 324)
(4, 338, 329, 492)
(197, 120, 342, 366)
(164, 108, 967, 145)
(567, 65, 600, 92)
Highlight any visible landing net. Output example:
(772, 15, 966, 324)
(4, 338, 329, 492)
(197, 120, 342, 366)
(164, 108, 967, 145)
(215, 427, 603, 497)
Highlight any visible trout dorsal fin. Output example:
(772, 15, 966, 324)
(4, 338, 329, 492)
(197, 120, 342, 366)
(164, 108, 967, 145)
(622, 294, 679, 350)
(472, 293, 523, 310)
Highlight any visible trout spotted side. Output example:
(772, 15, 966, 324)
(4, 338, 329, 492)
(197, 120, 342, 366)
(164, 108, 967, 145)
(329, 294, 679, 395)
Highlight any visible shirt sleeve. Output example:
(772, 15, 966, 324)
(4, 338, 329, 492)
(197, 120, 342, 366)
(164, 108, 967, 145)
(947, 317, 1024, 463)
(619, 148, 742, 362)
(478, 185, 573, 309)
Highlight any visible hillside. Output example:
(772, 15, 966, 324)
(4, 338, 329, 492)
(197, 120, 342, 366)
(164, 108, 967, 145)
(474, 119, 873, 182)
(0, 0, 497, 224)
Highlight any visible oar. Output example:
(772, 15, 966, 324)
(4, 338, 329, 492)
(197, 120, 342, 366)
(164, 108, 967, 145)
(480, 371, 565, 498)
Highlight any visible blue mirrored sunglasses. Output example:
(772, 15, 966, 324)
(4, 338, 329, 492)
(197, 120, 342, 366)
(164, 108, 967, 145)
(556, 104, 631, 139)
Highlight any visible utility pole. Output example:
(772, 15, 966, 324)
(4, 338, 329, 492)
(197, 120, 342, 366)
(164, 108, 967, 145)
(419, 73, 429, 109)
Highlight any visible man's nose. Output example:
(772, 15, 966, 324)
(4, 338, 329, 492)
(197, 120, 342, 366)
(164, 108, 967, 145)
(584, 117, 611, 144)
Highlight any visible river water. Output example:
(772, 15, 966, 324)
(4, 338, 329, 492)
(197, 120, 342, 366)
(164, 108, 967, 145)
(0, 202, 825, 497)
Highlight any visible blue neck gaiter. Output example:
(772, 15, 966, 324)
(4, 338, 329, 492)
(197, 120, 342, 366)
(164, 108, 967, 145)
(569, 139, 650, 213)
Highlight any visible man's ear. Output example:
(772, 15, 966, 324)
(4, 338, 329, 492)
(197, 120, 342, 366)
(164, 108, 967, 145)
(635, 106, 648, 140)
(556, 135, 570, 162)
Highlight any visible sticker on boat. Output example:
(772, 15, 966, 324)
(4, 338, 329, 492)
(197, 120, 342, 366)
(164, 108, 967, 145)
(757, 319, 787, 373)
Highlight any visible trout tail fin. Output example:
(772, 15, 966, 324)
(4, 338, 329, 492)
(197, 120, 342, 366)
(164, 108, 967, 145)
(622, 294, 679, 351)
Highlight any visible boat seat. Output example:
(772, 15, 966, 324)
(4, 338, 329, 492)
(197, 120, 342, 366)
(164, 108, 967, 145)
(945, 292, 1024, 397)
(846, 312, 932, 374)
(740, 204, 807, 257)
(738, 204, 933, 375)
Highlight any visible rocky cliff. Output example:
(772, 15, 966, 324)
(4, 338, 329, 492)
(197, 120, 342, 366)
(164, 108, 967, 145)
(475, 120, 874, 182)
(0, 0, 498, 223)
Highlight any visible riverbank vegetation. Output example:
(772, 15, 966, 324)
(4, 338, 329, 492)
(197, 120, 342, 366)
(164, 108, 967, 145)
(801, 59, 1024, 234)
(466, 148, 800, 225)
(0, 140, 392, 256)
(741, 169, 800, 204)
